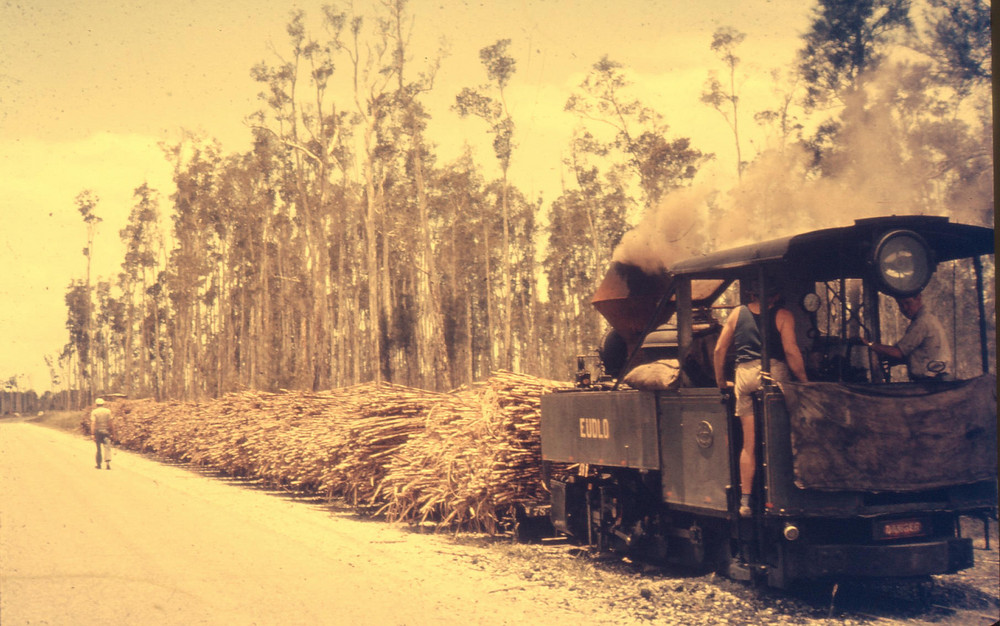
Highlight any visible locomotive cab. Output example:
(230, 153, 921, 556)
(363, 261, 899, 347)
(541, 215, 996, 588)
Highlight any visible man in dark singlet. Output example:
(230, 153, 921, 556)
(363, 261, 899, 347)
(713, 281, 808, 516)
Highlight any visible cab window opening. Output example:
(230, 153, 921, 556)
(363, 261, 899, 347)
(876, 257, 995, 381)
(799, 258, 995, 383)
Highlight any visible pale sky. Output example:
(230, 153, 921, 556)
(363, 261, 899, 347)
(0, 0, 813, 392)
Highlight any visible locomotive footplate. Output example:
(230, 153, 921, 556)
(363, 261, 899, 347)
(778, 537, 973, 582)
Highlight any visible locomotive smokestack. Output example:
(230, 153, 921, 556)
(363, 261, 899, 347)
(591, 262, 672, 345)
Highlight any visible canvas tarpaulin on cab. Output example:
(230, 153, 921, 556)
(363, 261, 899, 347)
(781, 375, 997, 491)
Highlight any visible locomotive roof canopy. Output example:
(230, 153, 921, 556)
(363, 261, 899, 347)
(669, 215, 995, 283)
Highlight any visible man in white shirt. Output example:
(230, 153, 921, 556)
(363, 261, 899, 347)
(90, 398, 114, 470)
(867, 292, 952, 381)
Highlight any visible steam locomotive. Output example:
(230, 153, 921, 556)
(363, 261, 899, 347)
(539, 215, 996, 588)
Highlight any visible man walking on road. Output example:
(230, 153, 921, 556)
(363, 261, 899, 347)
(90, 398, 114, 470)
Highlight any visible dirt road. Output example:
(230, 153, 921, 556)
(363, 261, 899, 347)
(3, 416, 997, 626)
(0, 419, 619, 626)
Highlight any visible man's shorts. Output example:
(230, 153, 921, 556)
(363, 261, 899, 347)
(734, 359, 790, 417)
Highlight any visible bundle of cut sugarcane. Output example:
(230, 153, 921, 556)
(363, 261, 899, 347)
(109, 398, 195, 456)
(98, 373, 570, 533)
(376, 371, 571, 533)
(107, 390, 348, 480)
(102, 384, 439, 497)
(179, 389, 357, 481)
(320, 383, 443, 504)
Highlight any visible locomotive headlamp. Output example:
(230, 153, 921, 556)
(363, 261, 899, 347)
(783, 524, 800, 541)
(871, 230, 934, 297)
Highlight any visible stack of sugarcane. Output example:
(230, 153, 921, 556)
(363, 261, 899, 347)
(96, 372, 571, 533)
(108, 398, 198, 457)
(191, 390, 338, 483)
(321, 383, 445, 505)
(103, 384, 442, 494)
(376, 371, 571, 533)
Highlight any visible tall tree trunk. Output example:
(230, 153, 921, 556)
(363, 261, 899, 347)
(123, 284, 135, 397)
(465, 296, 474, 385)
(411, 138, 450, 390)
(482, 215, 494, 375)
(379, 218, 395, 381)
(363, 150, 382, 385)
(257, 214, 271, 389)
(500, 175, 512, 371)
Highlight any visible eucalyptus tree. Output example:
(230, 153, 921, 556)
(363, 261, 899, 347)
(43, 355, 61, 391)
(250, 8, 357, 390)
(429, 150, 489, 386)
(163, 139, 224, 399)
(482, 179, 541, 374)
(92, 279, 123, 393)
(211, 142, 280, 391)
(796, 0, 990, 216)
(751, 68, 804, 151)
(314, 3, 418, 385)
(917, 0, 991, 96)
(544, 162, 630, 377)
(383, 0, 451, 390)
(118, 183, 164, 397)
(75, 190, 101, 402)
(557, 56, 708, 376)
(543, 128, 633, 374)
(199, 154, 242, 396)
(796, 0, 913, 172)
(912, 0, 992, 227)
(701, 27, 748, 180)
(454, 38, 518, 371)
(797, 0, 913, 109)
(63, 280, 90, 406)
(566, 55, 707, 213)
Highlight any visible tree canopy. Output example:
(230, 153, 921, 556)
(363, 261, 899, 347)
(46, 1, 993, 403)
